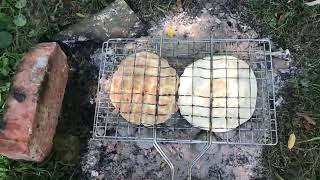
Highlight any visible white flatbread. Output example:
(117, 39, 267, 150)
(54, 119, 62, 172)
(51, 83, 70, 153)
(178, 56, 257, 132)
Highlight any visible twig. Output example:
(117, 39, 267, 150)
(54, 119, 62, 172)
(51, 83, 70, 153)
(305, 0, 320, 6)
(167, 0, 173, 11)
(15, 9, 21, 49)
(53, 0, 63, 14)
(176, 0, 182, 11)
(297, 137, 320, 144)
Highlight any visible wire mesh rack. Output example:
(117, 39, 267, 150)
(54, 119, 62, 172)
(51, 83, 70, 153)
(93, 37, 277, 146)
(93, 37, 278, 180)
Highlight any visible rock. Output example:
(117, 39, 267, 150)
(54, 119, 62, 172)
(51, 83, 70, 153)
(84, 149, 100, 167)
(237, 23, 249, 33)
(0, 42, 68, 162)
(271, 49, 291, 60)
(218, 12, 225, 18)
(113, 154, 120, 161)
(214, 17, 222, 25)
(56, 0, 144, 42)
(226, 17, 237, 28)
(96, 174, 105, 180)
(90, 170, 99, 177)
(272, 57, 290, 74)
(275, 96, 284, 107)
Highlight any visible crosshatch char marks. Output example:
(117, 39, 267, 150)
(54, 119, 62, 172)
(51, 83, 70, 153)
(109, 51, 179, 126)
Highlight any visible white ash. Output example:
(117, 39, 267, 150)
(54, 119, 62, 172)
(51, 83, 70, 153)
(82, 139, 266, 180)
(149, 8, 258, 39)
(271, 47, 295, 107)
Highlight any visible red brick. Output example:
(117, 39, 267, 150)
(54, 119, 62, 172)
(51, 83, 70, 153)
(0, 42, 69, 162)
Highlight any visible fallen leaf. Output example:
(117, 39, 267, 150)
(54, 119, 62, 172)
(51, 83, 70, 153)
(288, 133, 296, 150)
(303, 120, 313, 130)
(76, 13, 86, 18)
(0, 31, 13, 49)
(176, 0, 182, 10)
(15, 0, 27, 9)
(278, 14, 286, 24)
(296, 112, 316, 129)
(275, 171, 284, 180)
(160, 160, 167, 168)
(0, 13, 12, 31)
(13, 14, 27, 27)
(166, 25, 175, 38)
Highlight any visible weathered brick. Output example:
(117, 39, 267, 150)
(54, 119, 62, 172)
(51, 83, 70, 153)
(0, 42, 69, 162)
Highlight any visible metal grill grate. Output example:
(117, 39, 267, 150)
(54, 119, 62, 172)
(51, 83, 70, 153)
(93, 38, 277, 145)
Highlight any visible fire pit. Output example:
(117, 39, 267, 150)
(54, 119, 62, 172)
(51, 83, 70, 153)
(92, 37, 277, 179)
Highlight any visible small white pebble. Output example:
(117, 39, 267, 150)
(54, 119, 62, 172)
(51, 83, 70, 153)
(91, 170, 99, 177)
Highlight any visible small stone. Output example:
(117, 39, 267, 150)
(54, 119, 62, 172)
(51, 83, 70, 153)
(91, 170, 99, 177)
(96, 127, 105, 136)
(86, 149, 100, 167)
(237, 23, 249, 33)
(226, 17, 237, 28)
(96, 174, 105, 180)
(214, 17, 222, 25)
(272, 57, 290, 74)
(285, 49, 291, 58)
(218, 12, 225, 18)
(278, 68, 290, 74)
(201, 9, 208, 14)
(0, 42, 68, 162)
(156, 171, 163, 178)
(105, 143, 116, 153)
(272, 50, 291, 60)
(129, 154, 135, 160)
(113, 154, 120, 161)
(205, 3, 213, 9)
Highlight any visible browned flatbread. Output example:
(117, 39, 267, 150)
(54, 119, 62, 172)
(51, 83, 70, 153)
(109, 51, 178, 126)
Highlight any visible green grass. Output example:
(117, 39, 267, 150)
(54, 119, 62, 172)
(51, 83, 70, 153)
(0, 0, 112, 179)
(248, 0, 320, 179)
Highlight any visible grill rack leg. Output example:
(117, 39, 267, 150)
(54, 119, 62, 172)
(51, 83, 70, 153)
(153, 128, 175, 180)
(188, 143, 212, 180)
(188, 131, 213, 180)
(153, 126, 214, 180)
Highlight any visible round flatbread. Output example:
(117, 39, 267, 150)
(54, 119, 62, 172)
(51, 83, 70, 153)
(110, 51, 178, 126)
(178, 56, 257, 132)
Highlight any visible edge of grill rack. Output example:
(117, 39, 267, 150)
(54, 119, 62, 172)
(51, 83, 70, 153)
(93, 38, 278, 145)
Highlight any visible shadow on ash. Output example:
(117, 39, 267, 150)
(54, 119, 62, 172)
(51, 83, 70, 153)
(76, 1, 291, 179)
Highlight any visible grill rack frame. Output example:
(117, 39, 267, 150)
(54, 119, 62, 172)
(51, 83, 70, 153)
(93, 38, 278, 146)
